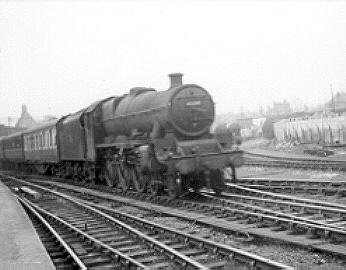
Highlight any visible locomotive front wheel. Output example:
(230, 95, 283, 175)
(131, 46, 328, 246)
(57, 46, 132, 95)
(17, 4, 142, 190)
(104, 161, 118, 187)
(167, 175, 183, 199)
(116, 164, 131, 192)
(211, 169, 224, 196)
(149, 180, 163, 196)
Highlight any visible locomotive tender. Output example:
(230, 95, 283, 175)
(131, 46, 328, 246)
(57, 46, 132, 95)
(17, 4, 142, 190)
(0, 73, 243, 198)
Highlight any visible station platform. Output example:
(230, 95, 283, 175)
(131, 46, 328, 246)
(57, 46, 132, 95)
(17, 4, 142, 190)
(0, 181, 55, 270)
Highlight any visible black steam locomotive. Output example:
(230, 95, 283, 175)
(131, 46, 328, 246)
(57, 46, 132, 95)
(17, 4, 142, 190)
(0, 73, 243, 198)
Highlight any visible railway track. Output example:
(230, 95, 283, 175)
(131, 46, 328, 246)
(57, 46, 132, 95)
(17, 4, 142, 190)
(2, 173, 346, 263)
(201, 188, 346, 231)
(235, 177, 346, 196)
(244, 152, 346, 171)
(2, 174, 291, 270)
(21, 196, 87, 270)
(225, 182, 346, 210)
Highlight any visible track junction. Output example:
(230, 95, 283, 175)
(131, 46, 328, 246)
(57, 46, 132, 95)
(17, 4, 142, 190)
(1, 172, 292, 270)
(2, 170, 346, 268)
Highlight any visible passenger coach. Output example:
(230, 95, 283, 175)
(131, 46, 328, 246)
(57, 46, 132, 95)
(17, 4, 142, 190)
(23, 120, 59, 174)
(0, 132, 24, 170)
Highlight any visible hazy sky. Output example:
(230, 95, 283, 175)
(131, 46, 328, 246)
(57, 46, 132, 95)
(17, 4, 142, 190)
(1, 1, 346, 124)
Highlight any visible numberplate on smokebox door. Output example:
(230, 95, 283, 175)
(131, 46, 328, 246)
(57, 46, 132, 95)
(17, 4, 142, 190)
(185, 101, 201, 106)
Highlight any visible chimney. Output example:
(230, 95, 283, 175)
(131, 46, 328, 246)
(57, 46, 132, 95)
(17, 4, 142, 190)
(168, 73, 183, 88)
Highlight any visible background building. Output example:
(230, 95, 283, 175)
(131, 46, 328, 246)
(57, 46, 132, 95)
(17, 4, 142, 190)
(274, 113, 346, 145)
(267, 100, 291, 116)
(0, 124, 23, 137)
(15, 104, 37, 129)
(325, 92, 346, 113)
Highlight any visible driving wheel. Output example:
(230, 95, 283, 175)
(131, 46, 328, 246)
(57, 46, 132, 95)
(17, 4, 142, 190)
(116, 163, 131, 192)
(132, 167, 147, 193)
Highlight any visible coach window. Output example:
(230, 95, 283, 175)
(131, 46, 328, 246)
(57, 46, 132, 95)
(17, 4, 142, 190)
(41, 132, 44, 149)
(46, 131, 49, 149)
(52, 128, 56, 147)
(42, 132, 46, 149)
(48, 130, 51, 148)
(24, 137, 26, 151)
(45, 131, 48, 148)
(45, 131, 48, 149)
(43, 132, 45, 149)
(35, 135, 39, 150)
(49, 129, 53, 147)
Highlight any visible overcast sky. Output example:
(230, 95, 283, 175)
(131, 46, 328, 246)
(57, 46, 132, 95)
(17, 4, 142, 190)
(1, 1, 346, 124)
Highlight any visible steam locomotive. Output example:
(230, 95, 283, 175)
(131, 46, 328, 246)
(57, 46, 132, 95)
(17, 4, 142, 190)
(0, 73, 243, 198)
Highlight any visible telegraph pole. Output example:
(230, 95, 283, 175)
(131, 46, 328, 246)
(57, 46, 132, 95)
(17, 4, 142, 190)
(7, 116, 12, 127)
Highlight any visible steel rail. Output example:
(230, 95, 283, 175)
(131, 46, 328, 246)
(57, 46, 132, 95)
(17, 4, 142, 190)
(17, 196, 87, 270)
(12, 178, 208, 269)
(29, 177, 346, 252)
(238, 177, 346, 186)
(244, 160, 346, 171)
(3, 174, 292, 270)
(7, 174, 346, 259)
(64, 195, 208, 269)
(16, 175, 346, 243)
(244, 161, 344, 170)
(194, 192, 346, 236)
(244, 151, 346, 163)
(81, 197, 293, 270)
(237, 184, 346, 196)
(20, 196, 149, 269)
(226, 182, 346, 210)
(200, 192, 346, 230)
(211, 190, 346, 216)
